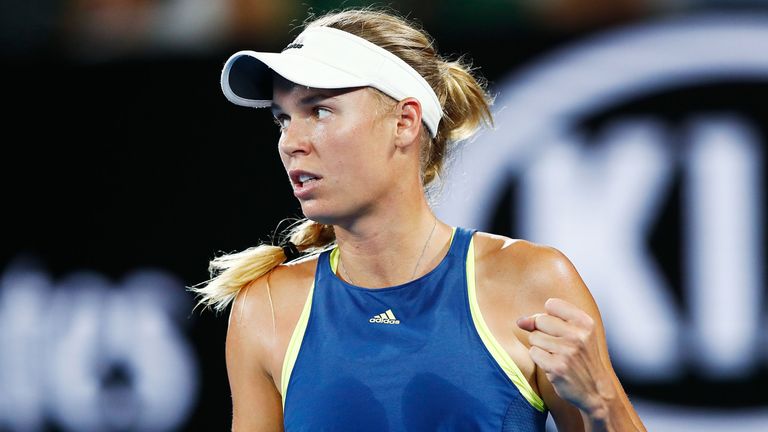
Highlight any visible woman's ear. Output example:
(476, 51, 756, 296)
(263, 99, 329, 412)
(393, 97, 423, 149)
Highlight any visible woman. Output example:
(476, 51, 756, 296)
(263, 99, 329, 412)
(194, 8, 646, 432)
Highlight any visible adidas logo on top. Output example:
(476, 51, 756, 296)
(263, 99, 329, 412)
(369, 309, 400, 325)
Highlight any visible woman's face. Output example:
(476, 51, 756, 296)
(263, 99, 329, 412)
(271, 80, 400, 225)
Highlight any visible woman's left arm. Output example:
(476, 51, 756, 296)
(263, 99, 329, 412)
(515, 246, 647, 432)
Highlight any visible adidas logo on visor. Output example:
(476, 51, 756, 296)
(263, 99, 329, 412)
(282, 43, 304, 52)
(369, 309, 400, 325)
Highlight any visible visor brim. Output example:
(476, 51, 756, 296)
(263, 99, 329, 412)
(221, 51, 371, 108)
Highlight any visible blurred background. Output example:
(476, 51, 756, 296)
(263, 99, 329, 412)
(2, 0, 767, 431)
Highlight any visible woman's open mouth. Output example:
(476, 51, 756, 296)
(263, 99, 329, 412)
(289, 170, 323, 198)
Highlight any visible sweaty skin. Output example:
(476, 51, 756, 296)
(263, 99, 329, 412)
(227, 232, 646, 431)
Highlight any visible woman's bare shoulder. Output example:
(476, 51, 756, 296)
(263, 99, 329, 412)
(472, 231, 554, 269)
(269, 254, 320, 298)
(472, 231, 586, 311)
(227, 254, 319, 357)
(230, 254, 319, 329)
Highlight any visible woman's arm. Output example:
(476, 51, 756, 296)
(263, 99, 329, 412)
(514, 246, 646, 432)
(226, 278, 285, 431)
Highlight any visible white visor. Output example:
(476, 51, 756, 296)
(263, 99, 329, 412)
(220, 26, 442, 138)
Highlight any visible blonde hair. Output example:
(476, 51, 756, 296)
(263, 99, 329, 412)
(191, 8, 493, 312)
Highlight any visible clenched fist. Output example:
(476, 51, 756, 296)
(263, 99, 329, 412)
(516, 297, 616, 416)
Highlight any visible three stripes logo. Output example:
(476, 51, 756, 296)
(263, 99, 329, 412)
(369, 309, 400, 325)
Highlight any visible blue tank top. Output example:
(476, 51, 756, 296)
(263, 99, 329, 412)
(281, 227, 548, 431)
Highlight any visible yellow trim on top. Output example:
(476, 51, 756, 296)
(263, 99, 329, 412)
(330, 246, 340, 273)
(280, 281, 315, 409)
(466, 237, 547, 412)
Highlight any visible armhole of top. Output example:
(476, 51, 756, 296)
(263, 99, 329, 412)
(280, 280, 315, 409)
(466, 237, 547, 412)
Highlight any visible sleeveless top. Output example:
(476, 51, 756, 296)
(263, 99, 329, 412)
(281, 227, 548, 431)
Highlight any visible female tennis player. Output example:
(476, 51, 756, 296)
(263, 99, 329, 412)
(194, 8, 646, 432)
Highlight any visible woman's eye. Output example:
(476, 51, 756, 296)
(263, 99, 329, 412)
(315, 107, 331, 119)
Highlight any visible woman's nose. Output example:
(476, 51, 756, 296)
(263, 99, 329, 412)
(278, 119, 312, 157)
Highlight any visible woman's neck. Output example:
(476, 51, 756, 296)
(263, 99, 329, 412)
(332, 202, 453, 288)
